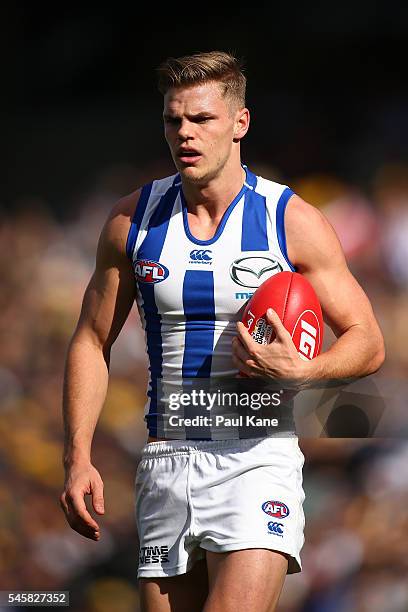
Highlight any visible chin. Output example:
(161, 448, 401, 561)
(178, 165, 208, 184)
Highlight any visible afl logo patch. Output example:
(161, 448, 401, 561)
(261, 500, 290, 519)
(134, 260, 169, 284)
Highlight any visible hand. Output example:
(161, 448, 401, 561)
(60, 462, 105, 541)
(232, 308, 311, 385)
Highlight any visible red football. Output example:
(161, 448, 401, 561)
(241, 271, 323, 360)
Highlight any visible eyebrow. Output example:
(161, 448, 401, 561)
(163, 111, 217, 120)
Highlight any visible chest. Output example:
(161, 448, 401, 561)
(134, 201, 287, 318)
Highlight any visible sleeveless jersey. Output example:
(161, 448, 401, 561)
(126, 165, 296, 439)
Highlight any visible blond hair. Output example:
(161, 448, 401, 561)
(157, 51, 246, 109)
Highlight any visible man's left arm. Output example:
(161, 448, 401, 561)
(232, 195, 385, 385)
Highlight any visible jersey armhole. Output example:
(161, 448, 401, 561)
(126, 182, 153, 260)
(276, 187, 297, 272)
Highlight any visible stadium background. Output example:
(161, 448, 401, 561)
(1, 4, 408, 611)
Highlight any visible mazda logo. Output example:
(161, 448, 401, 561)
(229, 256, 283, 288)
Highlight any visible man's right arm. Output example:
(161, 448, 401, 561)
(60, 189, 140, 541)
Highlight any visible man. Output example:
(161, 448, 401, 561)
(60, 51, 384, 611)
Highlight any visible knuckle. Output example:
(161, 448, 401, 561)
(65, 489, 76, 501)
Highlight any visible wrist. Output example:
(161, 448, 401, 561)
(297, 357, 317, 389)
(63, 446, 91, 470)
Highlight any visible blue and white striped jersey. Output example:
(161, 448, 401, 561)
(126, 165, 296, 439)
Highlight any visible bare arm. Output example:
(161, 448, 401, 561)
(286, 195, 385, 381)
(60, 190, 139, 540)
(233, 195, 385, 385)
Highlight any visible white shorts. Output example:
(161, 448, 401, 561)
(135, 436, 305, 578)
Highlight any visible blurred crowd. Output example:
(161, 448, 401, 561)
(1, 160, 408, 611)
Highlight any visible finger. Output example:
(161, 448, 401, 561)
(236, 321, 259, 354)
(66, 508, 100, 540)
(60, 492, 69, 515)
(68, 492, 100, 531)
(232, 352, 252, 376)
(232, 335, 249, 361)
(91, 479, 105, 515)
(64, 499, 101, 540)
(69, 515, 101, 540)
(61, 488, 101, 541)
(232, 350, 262, 377)
(265, 308, 289, 340)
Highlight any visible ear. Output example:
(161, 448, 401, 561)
(233, 108, 250, 142)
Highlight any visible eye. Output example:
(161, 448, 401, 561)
(164, 117, 181, 125)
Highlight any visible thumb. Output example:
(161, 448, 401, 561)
(265, 308, 286, 338)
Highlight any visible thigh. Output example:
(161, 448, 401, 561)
(204, 549, 288, 612)
(196, 437, 305, 576)
(139, 558, 209, 612)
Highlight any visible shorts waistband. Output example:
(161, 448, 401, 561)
(141, 436, 297, 458)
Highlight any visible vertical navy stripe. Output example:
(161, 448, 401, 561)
(141, 282, 162, 436)
(276, 188, 296, 271)
(126, 182, 153, 260)
(241, 190, 269, 251)
(182, 270, 215, 378)
(137, 186, 179, 436)
(137, 186, 178, 261)
(182, 270, 215, 439)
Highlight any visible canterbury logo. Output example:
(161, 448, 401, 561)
(190, 249, 212, 262)
(267, 522, 284, 535)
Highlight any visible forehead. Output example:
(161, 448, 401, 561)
(163, 82, 229, 115)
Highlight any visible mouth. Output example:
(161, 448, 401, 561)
(177, 149, 202, 165)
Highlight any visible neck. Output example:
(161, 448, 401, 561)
(181, 157, 246, 217)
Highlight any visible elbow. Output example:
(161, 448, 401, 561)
(367, 335, 386, 375)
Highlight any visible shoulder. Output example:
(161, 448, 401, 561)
(251, 173, 288, 201)
(107, 188, 141, 228)
(284, 194, 346, 271)
(97, 188, 141, 259)
(285, 194, 330, 233)
(100, 172, 179, 254)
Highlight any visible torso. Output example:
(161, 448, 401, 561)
(127, 165, 296, 441)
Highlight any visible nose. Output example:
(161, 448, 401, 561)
(177, 118, 193, 141)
